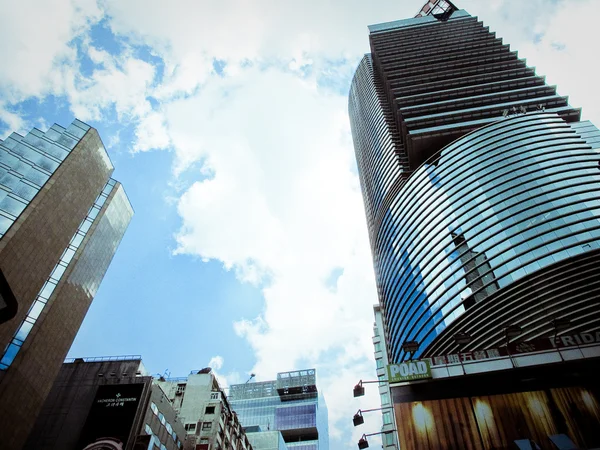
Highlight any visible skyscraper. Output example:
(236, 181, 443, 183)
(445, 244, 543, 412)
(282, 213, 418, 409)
(349, 1, 600, 363)
(228, 369, 329, 450)
(0, 119, 133, 449)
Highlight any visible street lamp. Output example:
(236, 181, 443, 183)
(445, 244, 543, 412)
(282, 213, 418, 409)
(552, 318, 571, 333)
(504, 324, 522, 345)
(357, 431, 397, 449)
(401, 340, 419, 359)
(353, 410, 365, 426)
(353, 407, 394, 427)
(453, 332, 472, 346)
(358, 435, 369, 449)
(353, 380, 385, 398)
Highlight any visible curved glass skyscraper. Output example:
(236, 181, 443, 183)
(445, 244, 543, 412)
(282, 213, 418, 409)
(350, 5, 600, 363)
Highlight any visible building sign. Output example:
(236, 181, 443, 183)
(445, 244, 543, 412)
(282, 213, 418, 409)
(78, 383, 144, 449)
(509, 331, 600, 354)
(387, 360, 432, 383)
(431, 348, 502, 366)
(430, 332, 600, 366)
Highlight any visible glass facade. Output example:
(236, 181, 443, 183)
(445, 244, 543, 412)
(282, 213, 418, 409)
(229, 370, 328, 450)
(350, 9, 600, 363)
(0, 179, 120, 370)
(0, 119, 131, 450)
(0, 120, 94, 238)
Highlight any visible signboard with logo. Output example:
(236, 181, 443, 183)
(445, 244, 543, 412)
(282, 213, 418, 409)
(78, 383, 144, 449)
(387, 359, 432, 383)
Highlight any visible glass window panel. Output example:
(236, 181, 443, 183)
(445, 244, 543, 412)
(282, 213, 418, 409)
(27, 301, 45, 321)
(70, 233, 84, 247)
(79, 219, 92, 234)
(0, 343, 21, 367)
(0, 195, 26, 216)
(51, 264, 66, 281)
(39, 281, 57, 300)
(0, 213, 13, 235)
(61, 248, 76, 265)
(15, 320, 34, 342)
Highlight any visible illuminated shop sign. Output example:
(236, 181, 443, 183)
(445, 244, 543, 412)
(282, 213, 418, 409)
(387, 360, 432, 383)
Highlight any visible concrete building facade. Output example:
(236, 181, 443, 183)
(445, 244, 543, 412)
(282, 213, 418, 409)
(0, 120, 133, 449)
(24, 357, 185, 450)
(155, 368, 253, 450)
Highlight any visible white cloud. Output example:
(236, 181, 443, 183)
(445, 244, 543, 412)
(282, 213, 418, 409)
(0, 108, 27, 138)
(3, 0, 600, 448)
(208, 355, 243, 389)
(0, 0, 102, 102)
(208, 355, 224, 371)
(167, 65, 379, 438)
(134, 111, 170, 151)
(515, 0, 600, 126)
(63, 46, 155, 122)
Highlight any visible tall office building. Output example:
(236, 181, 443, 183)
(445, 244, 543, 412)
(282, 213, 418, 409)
(349, 1, 600, 363)
(228, 369, 329, 450)
(0, 119, 133, 449)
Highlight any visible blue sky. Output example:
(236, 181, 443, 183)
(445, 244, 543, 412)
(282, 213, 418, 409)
(1, 0, 598, 448)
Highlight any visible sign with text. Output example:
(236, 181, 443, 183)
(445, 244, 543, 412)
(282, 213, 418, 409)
(387, 360, 432, 383)
(78, 383, 144, 449)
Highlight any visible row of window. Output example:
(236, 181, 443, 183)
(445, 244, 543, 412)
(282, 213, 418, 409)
(0, 179, 115, 370)
(150, 402, 181, 448)
(373, 114, 600, 360)
(184, 421, 212, 432)
(0, 122, 87, 238)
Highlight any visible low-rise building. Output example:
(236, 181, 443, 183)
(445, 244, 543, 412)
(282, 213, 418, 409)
(155, 368, 253, 450)
(24, 356, 185, 450)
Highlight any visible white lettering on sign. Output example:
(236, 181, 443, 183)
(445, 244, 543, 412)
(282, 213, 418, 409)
(399, 364, 409, 377)
(387, 360, 432, 383)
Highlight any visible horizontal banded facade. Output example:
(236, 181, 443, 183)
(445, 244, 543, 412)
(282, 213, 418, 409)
(350, 8, 600, 363)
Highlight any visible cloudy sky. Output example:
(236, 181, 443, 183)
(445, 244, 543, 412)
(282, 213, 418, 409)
(1, 0, 597, 448)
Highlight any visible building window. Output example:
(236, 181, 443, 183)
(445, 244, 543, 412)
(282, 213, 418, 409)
(205, 405, 215, 414)
(380, 392, 390, 405)
(151, 402, 158, 415)
(185, 423, 196, 432)
(202, 422, 212, 430)
(383, 411, 392, 425)
(376, 358, 384, 369)
(384, 431, 395, 446)
(176, 383, 186, 395)
(145, 424, 152, 435)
